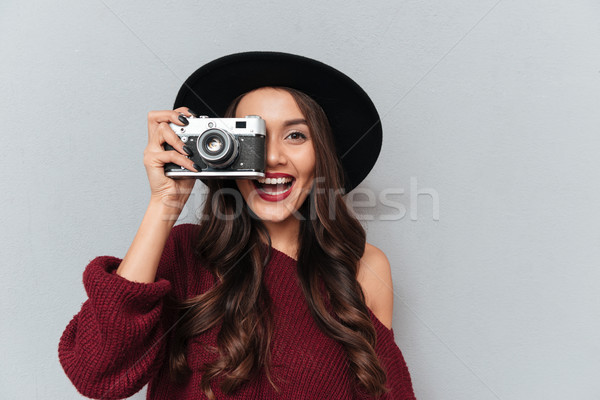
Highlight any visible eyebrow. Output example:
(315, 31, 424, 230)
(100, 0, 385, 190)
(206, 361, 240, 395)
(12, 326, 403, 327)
(283, 118, 308, 127)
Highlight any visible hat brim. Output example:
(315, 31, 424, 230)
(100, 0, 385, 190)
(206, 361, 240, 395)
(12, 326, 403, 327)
(174, 51, 382, 193)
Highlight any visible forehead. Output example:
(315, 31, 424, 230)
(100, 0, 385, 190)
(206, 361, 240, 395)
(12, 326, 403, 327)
(234, 87, 305, 121)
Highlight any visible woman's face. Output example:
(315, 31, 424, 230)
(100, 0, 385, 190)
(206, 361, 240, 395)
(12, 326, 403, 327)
(235, 87, 316, 223)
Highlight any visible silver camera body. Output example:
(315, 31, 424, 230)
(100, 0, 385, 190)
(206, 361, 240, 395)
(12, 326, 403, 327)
(164, 115, 266, 179)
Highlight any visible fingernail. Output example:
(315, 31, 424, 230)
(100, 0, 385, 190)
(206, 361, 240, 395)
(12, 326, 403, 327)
(178, 115, 189, 125)
(193, 163, 202, 172)
(187, 108, 198, 117)
(183, 145, 193, 156)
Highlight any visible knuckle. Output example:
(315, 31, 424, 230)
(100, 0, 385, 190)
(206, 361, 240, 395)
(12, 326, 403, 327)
(143, 148, 153, 159)
(161, 123, 178, 139)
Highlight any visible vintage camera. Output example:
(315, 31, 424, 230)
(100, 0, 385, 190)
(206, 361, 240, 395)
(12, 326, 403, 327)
(164, 115, 266, 179)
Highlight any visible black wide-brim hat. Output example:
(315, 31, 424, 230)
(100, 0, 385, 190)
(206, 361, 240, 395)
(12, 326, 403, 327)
(173, 51, 382, 193)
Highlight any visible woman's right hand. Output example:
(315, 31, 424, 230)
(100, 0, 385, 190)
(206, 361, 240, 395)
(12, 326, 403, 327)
(144, 107, 198, 211)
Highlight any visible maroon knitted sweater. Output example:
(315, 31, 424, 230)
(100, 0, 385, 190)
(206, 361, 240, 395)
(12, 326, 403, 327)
(59, 223, 416, 399)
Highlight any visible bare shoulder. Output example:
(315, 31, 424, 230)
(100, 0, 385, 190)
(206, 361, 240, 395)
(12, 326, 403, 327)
(356, 243, 394, 329)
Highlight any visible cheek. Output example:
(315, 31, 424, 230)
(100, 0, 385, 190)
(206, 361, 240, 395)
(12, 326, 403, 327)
(235, 180, 252, 199)
(295, 148, 317, 179)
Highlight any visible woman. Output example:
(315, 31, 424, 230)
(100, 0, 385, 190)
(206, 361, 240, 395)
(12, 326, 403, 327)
(59, 52, 416, 399)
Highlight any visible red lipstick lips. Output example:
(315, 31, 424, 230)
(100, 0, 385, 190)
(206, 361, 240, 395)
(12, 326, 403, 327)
(253, 172, 295, 202)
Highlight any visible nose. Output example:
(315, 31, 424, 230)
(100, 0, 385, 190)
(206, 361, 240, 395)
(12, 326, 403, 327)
(265, 134, 286, 168)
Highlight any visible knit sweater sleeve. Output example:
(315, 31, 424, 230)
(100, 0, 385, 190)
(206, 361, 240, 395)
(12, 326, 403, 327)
(58, 226, 183, 400)
(367, 309, 417, 400)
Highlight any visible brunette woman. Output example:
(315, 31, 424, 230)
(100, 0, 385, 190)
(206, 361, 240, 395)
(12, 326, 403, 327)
(59, 52, 416, 399)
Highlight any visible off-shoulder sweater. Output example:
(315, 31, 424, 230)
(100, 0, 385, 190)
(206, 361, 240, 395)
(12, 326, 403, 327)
(58, 223, 416, 399)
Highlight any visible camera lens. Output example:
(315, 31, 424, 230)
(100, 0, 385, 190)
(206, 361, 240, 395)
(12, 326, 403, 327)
(197, 128, 239, 168)
(206, 137, 223, 153)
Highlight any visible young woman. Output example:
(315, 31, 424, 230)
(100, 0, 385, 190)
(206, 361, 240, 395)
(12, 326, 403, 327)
(59, 52, 416, 399)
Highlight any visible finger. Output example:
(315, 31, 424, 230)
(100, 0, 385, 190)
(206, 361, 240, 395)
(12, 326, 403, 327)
(154, 121, 192, 156)
(147, 110, 189, 127)
(148, 114, 188, 149)
(144, 148, 199, 172)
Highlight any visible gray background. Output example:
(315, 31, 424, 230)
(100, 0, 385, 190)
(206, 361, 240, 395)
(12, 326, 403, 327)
(1, 1, 599, 399)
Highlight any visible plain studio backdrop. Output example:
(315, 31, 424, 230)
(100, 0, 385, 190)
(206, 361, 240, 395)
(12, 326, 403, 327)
(1, 1, 599, 399)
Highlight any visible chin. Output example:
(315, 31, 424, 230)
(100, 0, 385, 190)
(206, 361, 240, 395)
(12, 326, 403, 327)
(254, 208, 294, 223)
(249, 194, 304, 223)
(236, 178, 310, 223)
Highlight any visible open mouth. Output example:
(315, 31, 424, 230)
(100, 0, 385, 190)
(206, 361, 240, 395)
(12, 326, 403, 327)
(252, 176, 295, 197)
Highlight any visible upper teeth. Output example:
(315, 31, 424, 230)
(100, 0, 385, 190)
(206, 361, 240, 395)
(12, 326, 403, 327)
(257, 177, 293, 184)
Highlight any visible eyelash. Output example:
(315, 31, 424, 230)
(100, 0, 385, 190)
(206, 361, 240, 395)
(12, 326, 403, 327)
(286, 131, 307, 141)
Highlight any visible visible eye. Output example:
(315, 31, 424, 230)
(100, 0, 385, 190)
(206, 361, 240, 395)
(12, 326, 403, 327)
(286, 131, 308, 141)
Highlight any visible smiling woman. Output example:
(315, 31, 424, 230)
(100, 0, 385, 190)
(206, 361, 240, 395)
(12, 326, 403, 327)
(234, 88, 316, 230)
(58, 52, 416, 400)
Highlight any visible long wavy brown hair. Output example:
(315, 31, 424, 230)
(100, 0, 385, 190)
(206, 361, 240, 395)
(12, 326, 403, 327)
(167, 87, 389, 398)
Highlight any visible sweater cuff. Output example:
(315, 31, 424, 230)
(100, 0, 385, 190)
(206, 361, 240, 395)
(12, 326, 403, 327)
(82, 256, 172, 313)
